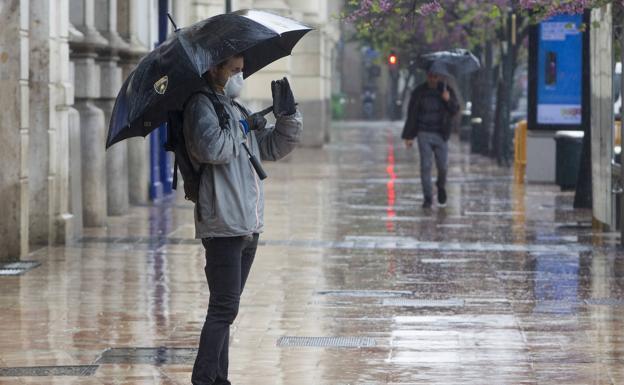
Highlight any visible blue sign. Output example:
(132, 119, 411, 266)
(536, 14, 583, 125)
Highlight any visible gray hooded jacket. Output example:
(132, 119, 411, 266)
(183, 88, 302, 239)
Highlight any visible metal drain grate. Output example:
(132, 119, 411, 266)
(277, 336, 376, 348)
(316, 290, 412, 298)
(96, 347, 197, 365)
(382, 298, 465, 308)
(585, 298, 624, 307)
(0, 261, 40, 276)
(0, 365, 98, 377)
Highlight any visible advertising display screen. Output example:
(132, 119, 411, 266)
(537, 15, 583, 125)
(528, 13, 588, 131)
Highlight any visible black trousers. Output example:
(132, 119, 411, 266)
(191, 234, 259, 385)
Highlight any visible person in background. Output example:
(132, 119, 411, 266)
(402, 61, 460, 209)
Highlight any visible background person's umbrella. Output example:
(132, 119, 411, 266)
(418, 48, 481, 75)
(106, 9, 312, 149)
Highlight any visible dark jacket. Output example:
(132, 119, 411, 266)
(401, 82, 460, 141)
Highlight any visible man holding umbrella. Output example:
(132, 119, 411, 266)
(402, 61, 460, 209)
(402, 49, 479, 209)
(105, 10, 311, 385)
(186, 53, 301, 385)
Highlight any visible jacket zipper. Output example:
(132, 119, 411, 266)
(235, 102, 260, 231)
(249, 135, 260, 230)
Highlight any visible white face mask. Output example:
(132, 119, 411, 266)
(224, 72, 244, 98)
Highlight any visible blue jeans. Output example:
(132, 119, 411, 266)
(417, 132, 448, 200)
(192, 234, 259, 385)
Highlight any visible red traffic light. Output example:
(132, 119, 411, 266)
(388, 54, 398, 65)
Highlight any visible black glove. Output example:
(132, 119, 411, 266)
(271, 77, 296, 117)
(246, 111, 268, 131)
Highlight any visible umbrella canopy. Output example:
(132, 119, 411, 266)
(428, 61, 452, 78)
(106, 9, 312, 149)
(419, 48, 481, 75)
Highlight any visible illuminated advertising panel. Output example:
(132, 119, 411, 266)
(529, 13, 589, 131)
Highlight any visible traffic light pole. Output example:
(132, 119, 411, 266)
(387, 52, 400, 120)
(390, 70, 400, 120)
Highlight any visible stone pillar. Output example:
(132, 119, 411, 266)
(28, 0, 55, 245)
(117, 0, 145, 51)
(289, 28, 327, 147)
(118, 0, 149, 204)
(55, 0, 80, 243)
(0, 0, 30, 261)
(29, 0, 76, 245)
(67, 26, 85, 238)
(172, 0, 192, 27)
(288, 0, 332, 147)
(70, 0, 109, 227)
(188, 0, 230, 21)
(96, 0, 130, 216)
(68, 105, 84, 237)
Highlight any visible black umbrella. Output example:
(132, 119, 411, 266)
(106, 9, 312, 149)
(419, 48, 481, 75)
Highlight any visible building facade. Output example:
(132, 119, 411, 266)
(0, 0, 341, 262)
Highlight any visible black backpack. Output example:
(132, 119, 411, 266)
(164, 91, 231, 206)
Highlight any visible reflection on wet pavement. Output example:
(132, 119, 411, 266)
(0, 121, 623, 384)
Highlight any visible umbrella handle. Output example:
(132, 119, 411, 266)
(257, 102, 299, 117)
(258, 106, 273, 116)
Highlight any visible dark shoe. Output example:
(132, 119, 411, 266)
(422, 197, 432, 209)
(437, 188, 447, 207)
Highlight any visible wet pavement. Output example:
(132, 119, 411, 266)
(1, 121, 623, 384)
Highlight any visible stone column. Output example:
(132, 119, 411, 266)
(96, 0, 130, 216)
(68, 104, 84, 238)
(189, 0, 230, 21)
(67, 26, 85, 239)
(118, 0, 149, 204)
(29, 0, 76, 245)
(55, 0, 81, 243)
(28, 0, 55, 245)
(289, 27, 326, 147)
(288, 0, 331, 147)
(0, 0, 30, 261)
(70, 0, 109, 227)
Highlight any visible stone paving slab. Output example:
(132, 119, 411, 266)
(0, 122, 623, 384)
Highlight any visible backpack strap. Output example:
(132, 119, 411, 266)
(232, 100, 250, 119)
(204, 91, 231, 131)
(173, 90, 226, 190)
(180, 90, 231, 221)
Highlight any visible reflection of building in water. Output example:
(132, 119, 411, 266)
(0, 0, 341, 262)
